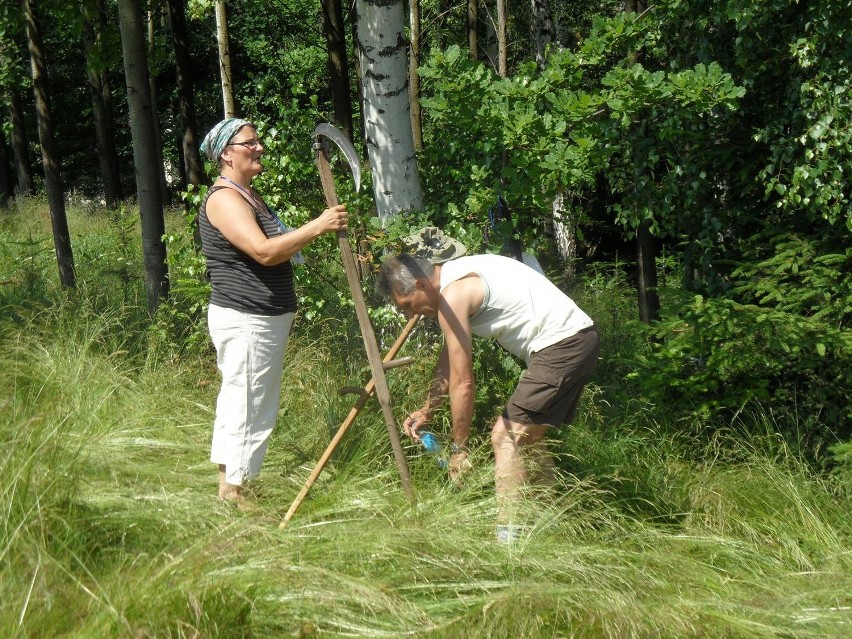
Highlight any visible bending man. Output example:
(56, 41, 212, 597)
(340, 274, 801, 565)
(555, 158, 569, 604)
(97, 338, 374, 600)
(376, 249, 599, 534)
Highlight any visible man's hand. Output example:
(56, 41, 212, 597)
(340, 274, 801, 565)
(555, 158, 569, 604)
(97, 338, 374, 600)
(448, 451, 472, 486)
(403, 410, 429, 440)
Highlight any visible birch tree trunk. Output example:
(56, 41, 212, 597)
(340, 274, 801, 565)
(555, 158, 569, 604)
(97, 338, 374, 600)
(355, 0, 423, 224)
(552, 191, 577, 275)
(531, 0, 554, 68)
(529, 0, 576, 277)
(117, 0, 169, 314)
(550, 195, 579, 278)
(215, 0, 235, 117)
(22, 0, 76, 288)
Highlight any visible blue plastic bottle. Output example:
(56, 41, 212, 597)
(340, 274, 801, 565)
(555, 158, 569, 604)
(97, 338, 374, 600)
(420, 431, 448, 469)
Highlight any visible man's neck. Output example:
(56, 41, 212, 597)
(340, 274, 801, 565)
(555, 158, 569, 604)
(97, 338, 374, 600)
(433, 264, 443, 290)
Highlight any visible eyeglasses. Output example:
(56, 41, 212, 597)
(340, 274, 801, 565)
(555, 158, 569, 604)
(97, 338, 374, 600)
(227, 139, 262, 149)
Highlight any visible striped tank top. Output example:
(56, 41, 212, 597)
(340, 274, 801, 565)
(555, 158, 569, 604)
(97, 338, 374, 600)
(198, 185, 296, 315)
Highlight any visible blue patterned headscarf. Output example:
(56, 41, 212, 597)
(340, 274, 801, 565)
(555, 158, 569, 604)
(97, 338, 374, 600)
(200, 118, 253, 162)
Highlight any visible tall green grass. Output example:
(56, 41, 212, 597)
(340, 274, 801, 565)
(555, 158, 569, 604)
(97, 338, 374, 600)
(1, 202, 849, 637)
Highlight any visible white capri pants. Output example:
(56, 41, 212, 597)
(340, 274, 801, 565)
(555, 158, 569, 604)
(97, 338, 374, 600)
(208, 304, 295, 486)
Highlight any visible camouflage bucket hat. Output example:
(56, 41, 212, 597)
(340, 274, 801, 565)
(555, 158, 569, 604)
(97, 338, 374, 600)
(402, 226, 467, 264)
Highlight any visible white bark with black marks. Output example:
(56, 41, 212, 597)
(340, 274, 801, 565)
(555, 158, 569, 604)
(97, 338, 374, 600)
(356, 0, 423, 224)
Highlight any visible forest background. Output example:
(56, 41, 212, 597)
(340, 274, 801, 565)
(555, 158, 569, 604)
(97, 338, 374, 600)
(0, 0, 850, 637)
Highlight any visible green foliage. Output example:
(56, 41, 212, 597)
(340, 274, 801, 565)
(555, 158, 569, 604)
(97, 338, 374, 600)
(418, 13, 746, 275)
(731, 230, 851, 326)
(156, 187, 212, 356)
(186, 0, 216, 19)
(0, 230, 52, 312)
(418, 44, 601, 252)
(597, 57, 745, 263)
(741, 0, 852, 230)
(649, 0, 852, 252)
(213, 0, 330, 120)
(0, 0, 29, 92)
(417, 0, 851, 301)
(827, 440, 852, 497)
(629, 295, 851, 442)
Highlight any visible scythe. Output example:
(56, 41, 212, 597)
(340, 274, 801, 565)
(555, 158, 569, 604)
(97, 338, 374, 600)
(280, 124, 414, 527)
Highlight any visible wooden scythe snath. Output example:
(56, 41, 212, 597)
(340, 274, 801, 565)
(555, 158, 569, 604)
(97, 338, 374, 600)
(280, 123, 413, 527)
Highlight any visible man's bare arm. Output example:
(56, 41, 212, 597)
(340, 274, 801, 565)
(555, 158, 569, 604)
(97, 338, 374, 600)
(438, 278, 482, 449)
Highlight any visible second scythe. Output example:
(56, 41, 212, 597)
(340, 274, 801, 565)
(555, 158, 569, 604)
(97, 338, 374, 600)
(311, 123, 413, 498)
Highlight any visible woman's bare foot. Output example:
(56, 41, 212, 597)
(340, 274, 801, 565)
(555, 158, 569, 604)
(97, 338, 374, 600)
(219, 485, 244, 502)
(218, 465, 244, 502)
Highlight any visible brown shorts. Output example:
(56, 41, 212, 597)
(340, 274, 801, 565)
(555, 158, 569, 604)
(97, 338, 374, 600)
(503, 326, 600, 427)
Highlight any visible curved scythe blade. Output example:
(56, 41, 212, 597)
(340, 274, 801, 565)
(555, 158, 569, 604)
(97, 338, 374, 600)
(313, 123, 361, 193)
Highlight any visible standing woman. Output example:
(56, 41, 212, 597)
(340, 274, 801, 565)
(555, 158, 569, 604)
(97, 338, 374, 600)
(198, 118, 348, 504)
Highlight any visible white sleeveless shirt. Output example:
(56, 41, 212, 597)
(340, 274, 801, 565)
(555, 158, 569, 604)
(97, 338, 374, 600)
(440, 254, 594, 364)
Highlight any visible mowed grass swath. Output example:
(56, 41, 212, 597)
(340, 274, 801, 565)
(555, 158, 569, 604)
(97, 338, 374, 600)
(0, 201, 849, 637)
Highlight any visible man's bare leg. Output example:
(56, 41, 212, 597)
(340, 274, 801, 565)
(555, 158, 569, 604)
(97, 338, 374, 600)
(491, 416, 548, 524)
(218, 465, 243, 502)
(526, 438, 558, 489)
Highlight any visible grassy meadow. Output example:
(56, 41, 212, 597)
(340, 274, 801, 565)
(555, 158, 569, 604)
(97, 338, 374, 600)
(1, 200, 850, 638)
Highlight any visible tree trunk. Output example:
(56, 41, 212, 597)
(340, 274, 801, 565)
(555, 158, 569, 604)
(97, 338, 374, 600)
(527, 0, 575, 271)
(147, 7, 169, 201)
(408, 0, 422, 151)
(347, 6, 368, 155)
(22, 0, 76, 288)
(166, 0, 206, 187)
(0, 130, 12, 207)
(215, 0, 236, 117)
(117, 0, 169, 314)
(531, 0, 554, 68)
(82, 0, 122, 207)
(496, 0, 507, 77)
(433, 0, 450, 50)
(552, 191, 578, 279)
(355, 0, 423, 224)
(321, 0, 354, 141)
(625, 0, 648, 17)
(636, 218, 660, 322)
(467, 0, 478, 61)
(624, 0, 657, 322)
(481, 8, 498, 73)
(9, 90, 34, 197)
